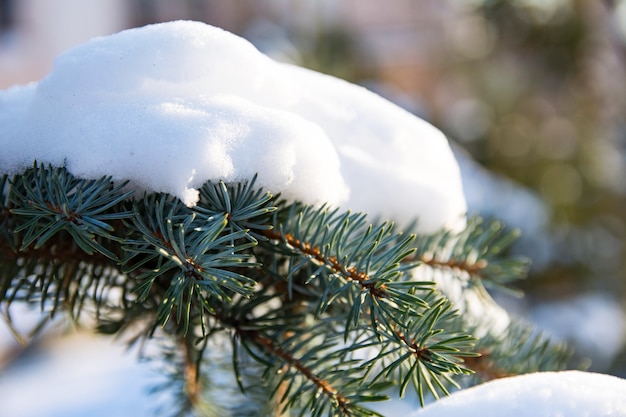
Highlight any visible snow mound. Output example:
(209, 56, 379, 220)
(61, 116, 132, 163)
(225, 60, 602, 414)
(0, 20, 466, 232)
(413, 371, 626, 417)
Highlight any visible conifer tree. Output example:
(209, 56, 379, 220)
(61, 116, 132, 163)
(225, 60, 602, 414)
(0, 164, 571, 416)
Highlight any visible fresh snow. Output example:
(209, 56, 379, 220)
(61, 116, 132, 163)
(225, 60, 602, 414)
(531, 293, 626, 369)
(0, 20, 466, 232)
(413, 371, 626, 417)
(0, 332, 172, 417)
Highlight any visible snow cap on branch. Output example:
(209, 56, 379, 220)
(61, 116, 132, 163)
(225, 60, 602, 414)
(0, 20, 466, 232)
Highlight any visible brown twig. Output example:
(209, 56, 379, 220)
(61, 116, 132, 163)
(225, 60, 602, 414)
(0, 237, 112, 267)
(245, 330, 352, 415)
(462, 353, 513, 381)
(393, 326, 433, 362)
(261, 229, 388, 298)
(405, 251, 489, 279)
(182, 337, 201, 407)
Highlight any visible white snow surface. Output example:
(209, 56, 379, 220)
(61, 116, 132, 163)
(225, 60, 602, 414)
(413, 371, 626, 417)
(0, 20, 466, 232)
(531, 293, 626, 369)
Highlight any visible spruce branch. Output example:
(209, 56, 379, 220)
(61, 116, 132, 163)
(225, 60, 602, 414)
(261, 205, 434, 330)
(121, 193, 259, 333)
(0, 166, 575, 417)
(466, 321, 572, 381)
(409, 217, 530, 295)
(231, 315, 390, 417)
(196, 174, 277, 241)
(9, 163, 133, 260)
(363, 296, 477, 406)
(0, 165, 133, 326)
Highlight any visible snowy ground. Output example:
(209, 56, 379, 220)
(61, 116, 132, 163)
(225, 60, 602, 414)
(0, 332, 168, 417)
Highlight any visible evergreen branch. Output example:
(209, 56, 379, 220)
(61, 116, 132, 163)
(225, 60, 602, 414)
(261, 205, 435, 325)
(467, 320, 572, 381)
(233, 320, 389, 417)
(0, 169, 575, 417)
(409, 217, 530, 295)
(209, 282, 387, 416)
(418, 255, 489, 279)
(0, 249, 124, 323)
(0, 225, 123, 328)
(9, 164, 133, 260)
(218, 271, 475, 415)
(197, 175, 277, 241)
(1, 167, 127, 320)
(246, 331, 353, 415)
(263, 227, 390, 299)
(122, 194, 260, 332)
(365, 296, 476, 406)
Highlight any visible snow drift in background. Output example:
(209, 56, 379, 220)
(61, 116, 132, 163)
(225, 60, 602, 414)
(0, 20, 466, 232)
(413, 371, 626, 417)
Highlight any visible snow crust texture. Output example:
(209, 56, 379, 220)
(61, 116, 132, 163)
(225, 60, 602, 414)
(0, 20, 466, 232)
(414, 371, 626, 417)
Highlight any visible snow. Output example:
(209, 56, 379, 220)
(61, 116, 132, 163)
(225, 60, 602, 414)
(412, 265, 512, 338)
(531, 293, 626, 370)
(0, 20, 466, 232)
(413, 371, 626, 417)
(0, 333, 171, 417)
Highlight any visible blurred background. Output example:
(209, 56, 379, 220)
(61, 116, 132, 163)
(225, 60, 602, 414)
(1, 0, 626, 415)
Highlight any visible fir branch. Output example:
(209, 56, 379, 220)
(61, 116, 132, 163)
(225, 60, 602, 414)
(0, 250, 124, 323)
(0, 165, 133, 325)
(9, 164, 133, 260)
(197, 175, 277, 241)
(208, 281, 386, 416)
(122, 194, 260, 332)
(418, 253, 489, 279)
(261, 205, 435, 327)
(232, 320, 390, 417)
(245, 330, 353, 415)
(409, 217, 530, 295)
(469, 321, 572, 380)
(262, 227, 389, 299)
(0, 169, 575, 417)
(365, 296, 477, 406)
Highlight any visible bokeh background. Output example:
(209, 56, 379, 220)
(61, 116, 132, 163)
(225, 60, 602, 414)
(1, 0, 626, 414)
